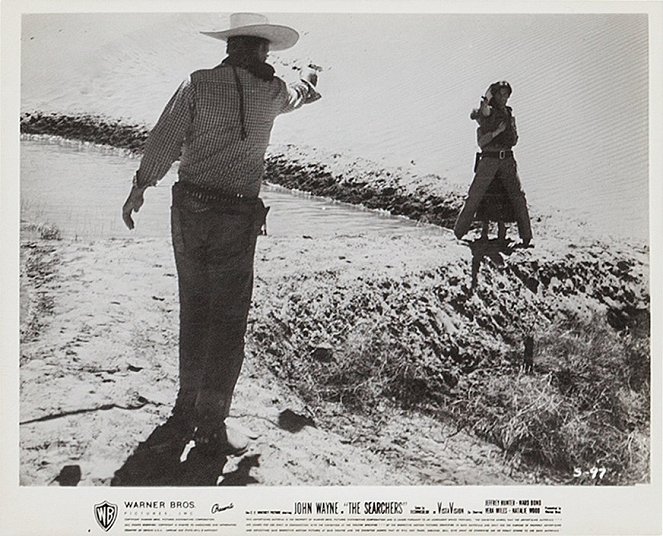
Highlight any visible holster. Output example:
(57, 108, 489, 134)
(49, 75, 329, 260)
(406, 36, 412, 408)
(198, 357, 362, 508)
(172, 181, 270, 235)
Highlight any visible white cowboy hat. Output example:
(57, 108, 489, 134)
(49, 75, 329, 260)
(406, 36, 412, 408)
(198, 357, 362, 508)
(201, 13, 299, 51)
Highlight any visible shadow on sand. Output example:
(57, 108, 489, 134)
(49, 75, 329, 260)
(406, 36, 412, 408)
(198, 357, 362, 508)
(111, 426, 229, 487)
(462, 237, 518, 289)
(110, 407, 313, 487)
(52, 464, 82, 486)
(110, 421, 262, 487)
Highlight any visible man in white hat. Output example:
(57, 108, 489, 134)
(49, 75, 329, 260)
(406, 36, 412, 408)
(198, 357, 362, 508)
(121, 13, 321, 457)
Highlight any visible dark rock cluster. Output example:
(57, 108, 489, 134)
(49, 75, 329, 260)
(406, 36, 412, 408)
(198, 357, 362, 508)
(264, 155, 465, 229)
(20, 112, 149, 152)
(251, 241, 649, 397)
(508, 248, 649, 333)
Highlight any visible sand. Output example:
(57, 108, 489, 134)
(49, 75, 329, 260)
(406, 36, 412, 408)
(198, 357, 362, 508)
(20, 229, 555, 486)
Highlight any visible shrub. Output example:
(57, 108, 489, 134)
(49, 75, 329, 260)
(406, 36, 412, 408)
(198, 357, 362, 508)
(22, 222, 62, 241)
(456, 314, 650, 484)
(307, 321, 446, 411)
(38, 223, 61, 240)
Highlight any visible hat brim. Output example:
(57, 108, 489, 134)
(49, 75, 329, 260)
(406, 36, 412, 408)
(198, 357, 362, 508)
(201, 24, 299, 51)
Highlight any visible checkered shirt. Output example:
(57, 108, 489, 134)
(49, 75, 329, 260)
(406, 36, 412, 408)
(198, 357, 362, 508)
(136, 65, 315, 197)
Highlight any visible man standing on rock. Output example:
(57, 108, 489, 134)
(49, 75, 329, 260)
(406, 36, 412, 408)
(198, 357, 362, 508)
(121, 13, 321, 456)
(454, 81, 532, 247)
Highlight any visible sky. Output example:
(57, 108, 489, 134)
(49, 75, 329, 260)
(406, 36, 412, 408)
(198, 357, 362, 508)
(20, 10, 650, 240)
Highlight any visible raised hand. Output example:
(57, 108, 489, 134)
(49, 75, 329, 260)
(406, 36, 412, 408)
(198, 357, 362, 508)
(300, 66, 319, 87)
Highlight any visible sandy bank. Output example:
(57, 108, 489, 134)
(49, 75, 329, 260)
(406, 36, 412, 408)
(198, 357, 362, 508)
(20, 218, 649, 486)
(21, 231, 553, 486)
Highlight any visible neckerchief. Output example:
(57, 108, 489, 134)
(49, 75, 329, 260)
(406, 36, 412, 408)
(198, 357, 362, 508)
(221, 56, 275, 82)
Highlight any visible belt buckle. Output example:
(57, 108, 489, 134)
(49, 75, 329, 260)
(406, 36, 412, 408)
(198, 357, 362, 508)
(499, 149, 506, 160)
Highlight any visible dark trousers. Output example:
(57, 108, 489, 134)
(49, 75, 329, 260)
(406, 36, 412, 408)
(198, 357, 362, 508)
(170, 185, 266, 425)
(454, 156, 532, 241)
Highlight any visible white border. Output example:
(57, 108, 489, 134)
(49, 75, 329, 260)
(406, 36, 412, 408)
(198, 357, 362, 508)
(2, 1, 661, 535)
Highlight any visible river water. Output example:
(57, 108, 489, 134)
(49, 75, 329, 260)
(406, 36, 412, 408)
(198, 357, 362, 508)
(20, 138, 443, 240)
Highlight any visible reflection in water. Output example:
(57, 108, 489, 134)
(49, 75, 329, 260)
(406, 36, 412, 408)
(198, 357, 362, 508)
(20, 138, 443, 240)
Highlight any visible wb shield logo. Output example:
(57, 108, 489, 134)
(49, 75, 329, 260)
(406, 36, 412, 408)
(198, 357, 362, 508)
(94, 501, 118, 531)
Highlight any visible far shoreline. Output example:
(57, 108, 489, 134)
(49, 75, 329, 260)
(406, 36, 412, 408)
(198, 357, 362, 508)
(20, 110, 467, 232)
(21, 110, 649, 247)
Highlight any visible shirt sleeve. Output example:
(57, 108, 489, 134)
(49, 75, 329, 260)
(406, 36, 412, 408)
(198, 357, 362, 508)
(476, 126, 484, 146)
(510, 115, 519, 146)
(135, 79, 195, 188)
(277, 78, 321, 115)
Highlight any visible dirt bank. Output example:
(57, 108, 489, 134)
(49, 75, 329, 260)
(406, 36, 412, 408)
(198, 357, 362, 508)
(19, 229, 649, 486)
(20, 232, 552, 487)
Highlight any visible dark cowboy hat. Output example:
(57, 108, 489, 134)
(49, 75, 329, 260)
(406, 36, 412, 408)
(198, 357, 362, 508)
(488, 80, 513, 97)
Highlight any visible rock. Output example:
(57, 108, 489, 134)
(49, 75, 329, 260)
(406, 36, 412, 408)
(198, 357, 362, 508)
(310, 344, 334, 362)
